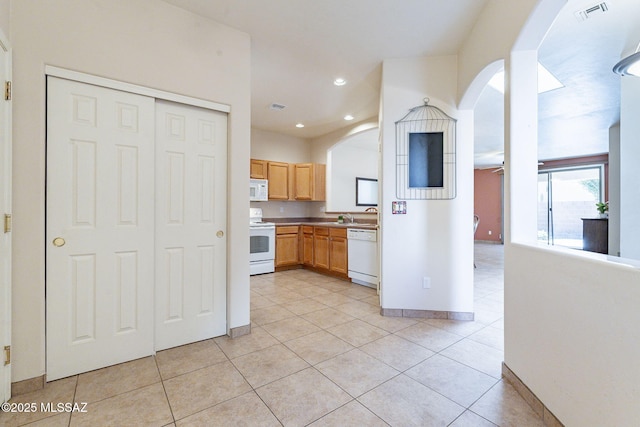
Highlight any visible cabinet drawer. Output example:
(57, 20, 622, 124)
(314, 227, 329, 236)
(329, 228, 347, 238)
(302, 226, 314, 234)
(276, 225, 299, 235)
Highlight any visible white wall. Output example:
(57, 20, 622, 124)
(379, 56, 474, 313)
(620, 77, 640, 259)
(251, 128, 311, 164)
(505, 244, 640, 426)
(310, 119, 378, 163)
(250, 200, 312, 219)
(11, 0, 251, 382)
(328, 137, 378, 212)
(311, 119, 379, 219)
(0, 0, 9, 39)
(609, 124, 620, 256)
(504, 49, 540, 244)
(250, 127, 314, 218)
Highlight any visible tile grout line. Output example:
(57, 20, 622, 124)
(246, 277, 391, 425)
(259, 278, 475, 425)
(154, 354, 177, 426)
(66, 374, 79, 427)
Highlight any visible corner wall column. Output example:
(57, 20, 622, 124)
(619, 77, 640, 259)
(504, 50, 539, 245)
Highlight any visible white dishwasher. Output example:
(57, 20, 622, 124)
(347, 228, 378, 288)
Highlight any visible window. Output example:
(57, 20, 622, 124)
(537, 165, 604, 249)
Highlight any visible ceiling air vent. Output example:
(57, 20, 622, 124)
(269, 103, 286, 111)
(574, 2, 609, 22)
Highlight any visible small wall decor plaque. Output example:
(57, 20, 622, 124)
(392, 201, 406, 214)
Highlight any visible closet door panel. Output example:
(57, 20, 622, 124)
(155, 100, 228, 351)
(46, 77, 155, 381)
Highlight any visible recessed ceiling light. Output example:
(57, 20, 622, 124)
(344, 115, 354, 121)
(334, 78, 347, 86)
(295, 123, 304, 128)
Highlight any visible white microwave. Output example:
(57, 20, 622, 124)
(250, 179, 269, 201)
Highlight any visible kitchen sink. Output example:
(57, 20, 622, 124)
(308, 221, 377, 228)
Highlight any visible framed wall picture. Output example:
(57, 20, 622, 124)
(356, 177, 378, 206)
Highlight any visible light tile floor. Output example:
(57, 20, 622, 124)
(1, 243, 544, 426)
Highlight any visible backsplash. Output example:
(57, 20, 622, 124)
(251, 201, 377, 223)
(250, 201, 317, 218)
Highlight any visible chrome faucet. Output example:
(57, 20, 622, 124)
(342, 213, 355, 223)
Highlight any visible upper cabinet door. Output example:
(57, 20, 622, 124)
(250, 159, 267, 179)
(267, 161, 289, 200)
(295, 163, 326, 201)
(295, 163, 313, 200)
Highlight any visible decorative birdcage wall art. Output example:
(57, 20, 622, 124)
(395, 98, 456, 200)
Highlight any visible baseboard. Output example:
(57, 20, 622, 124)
(274, 265, 302, 272)
(229, 323, 251, 338)
(380, 308, 474, 321)
(475, 239, 503, 244)
(11, 327, 253, 397)
(11, 375, 45, 397)
(502, 362, 564, 427)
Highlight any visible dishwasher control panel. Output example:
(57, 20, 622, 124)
(347, 229, 377, 241)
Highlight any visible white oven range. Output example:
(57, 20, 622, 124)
(249, 208, 275, 275)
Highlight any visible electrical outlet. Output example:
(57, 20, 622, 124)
(279, 207, 284, 213)
(422, 277, 431, 289)
(488, 230, 492, 235)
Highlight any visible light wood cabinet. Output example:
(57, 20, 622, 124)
(275, 224, 349, 278)
(329, 228, 348, 275)
(313, 227, 330, 270)
(250, 159, 326, 202)
(267, 161, 289, 200)
(294, 163, 326, 201)
(250, 159, 268, 179)
(275, 226, 299, 267)
(287, 163, 296, 201)
(302, 226, 314, 266)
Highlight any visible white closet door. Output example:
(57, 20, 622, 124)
(46, 77, 155, 380)
(155, 100, 227, 351)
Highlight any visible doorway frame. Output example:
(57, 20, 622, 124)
(46, 67, 230, 114)
(0, 27, 12, 403)
(537, 163, 605, 247)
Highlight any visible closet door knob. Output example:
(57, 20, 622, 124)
(216, 230, 224, 238)
(53, 237, 66, 247)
